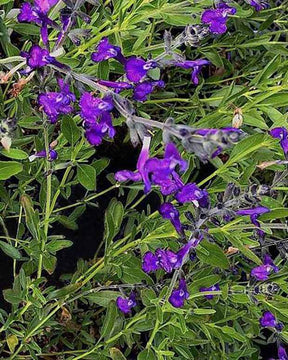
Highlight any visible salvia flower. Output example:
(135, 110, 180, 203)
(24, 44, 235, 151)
(21, 45, 65, 74)
(80, 92, 115, 146)
(142, 241, 193, 273)
(116, 292, 136, 314)
(248, 0, 270, 11)
(169, 279, 189, 308)
(115, 140, 187, 195)
(175, 183, 209, 208)
(200, 284, 220, 299)
(236, 206, 270, 238)
(29, 148, 58, 162)
(278, 346, 288, 360)
(142, 252, 160, 273)
(91, 37, 125, 64)
(260, 311, 277, 327)
(270, 127, 288, 158)
(174, 59, 210, 85)
(124, 57, 158, 83)
(18, 0, 59, 46)
(38, 79, 75, 123)
(201, 2, 236, 34)
(159, 202, 182, 234)
(133, 80, 165, 102)
(251, 254, 279, 281)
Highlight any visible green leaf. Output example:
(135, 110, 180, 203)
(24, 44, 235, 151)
(0, 161, 23, 180)
(197, 241, 229, 269)
(46, 239, 73, 254)
(86, 291, 120, 307)
(77, 164, 96, 190)
(110, 348, 127, 360)
(47, 283, 82, 300)
(1, 149, 28, 160)
(6, 334, 18, 353)
(226, 232, 261, 265)
(61, 116, 81, 145)
(0, 241, 22, 260)
(194, 308, 216, 315)
(137, 349, 156, 360)
(101, 301, 118, 338)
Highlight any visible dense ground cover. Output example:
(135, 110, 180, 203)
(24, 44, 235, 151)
(0, 0, 288, 359)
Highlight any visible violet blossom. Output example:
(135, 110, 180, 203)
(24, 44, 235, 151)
(116, 292, 136, 314)
(174, 59, 210, 85)
(115, 139, 187, 195)
(169, 279, 189, 308)
(159, 202, 182, 234)
(142, 252, 160, 273)
(201, 2, 236, 34)
(278, 346, 288, 360)
(200, 284, 220, 299)
(260, 311, 277, 327)
(270, 127, 288, 158)
(79, 92, 115, 146)
(91, 37, 125, 64)
(236, 206, 270, 238)
(38, 79, 75, 123)
(124, 57, 158, 83)
(251, 254, 279, 281)
(133, 80, 165, 101)
(29, 148, 58, 162)
(142, 241, 193, 273)
(21, 45, 65, 74)
(175, 183, 209, 208)
(260, 311, 283, 331)
(248, 0, 270, 11)
(18, 0, 59, 47)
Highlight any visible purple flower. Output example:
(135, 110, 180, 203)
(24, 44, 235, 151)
(18, 1, 58, 46)
(236, 206, 270, 238)
(169, 279, 189, 308)
(80, 92, 114, 123)
(133, 80, 165, 101)
(84, 112, 115, 146)
(201, 3, 236, 34)
(115, 136, 150, 183)
(21, 45, 54, 73)
(21, 45, 66, 74)
(142, 241, 193, 274)
(91, 37, 125, 64)
(124, 57, 158, 83)
(200, 284, 220, 299)
(251, 254, 279, 281)
(278, 346, 288, 360)
(156, 248, 178, 273)
(115, 140, 187, 195)
(260, 311, 277, 327)
(142, 251, 160, 273)
(175, 183, 209, 208)
(143, 142, 187, 194)
(270, 127, 288, 157)
(159, 202, 182, 234)
(248, 0, 269, 11)
(38, 79, 75, 123)
(174, 59, 210, 85)
(79, 92, 115, 146)
(29, 148, 58, 162)
(116, 292, 136, 314)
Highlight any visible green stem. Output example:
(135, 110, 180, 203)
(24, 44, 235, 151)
(37, 123, 52, 279)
